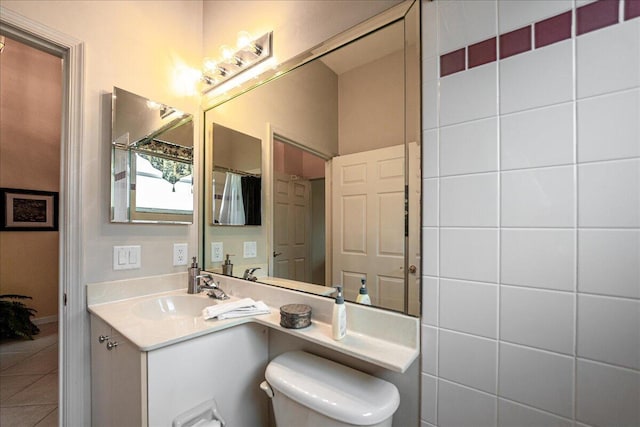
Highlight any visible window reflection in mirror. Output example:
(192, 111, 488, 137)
(111, 87, 194, 224)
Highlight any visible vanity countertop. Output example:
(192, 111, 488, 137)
(87, 273, 419, 373)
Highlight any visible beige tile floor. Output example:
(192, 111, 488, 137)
(0, 322, 59, 426)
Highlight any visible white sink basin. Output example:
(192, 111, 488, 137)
(132, 295, 218, 321)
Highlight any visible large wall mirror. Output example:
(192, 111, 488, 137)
(202, 0, 420, 316)
(111, 87, 194, 224)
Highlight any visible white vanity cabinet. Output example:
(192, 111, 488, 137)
(90, 314, 269, 426)
(90, 315, 146, 427)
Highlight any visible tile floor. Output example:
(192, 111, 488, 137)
(0, 322, 59, 426)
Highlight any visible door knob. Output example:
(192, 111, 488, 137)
(106, 341, 119, 350)
(409, 265, 417, 274)
(98, 335, 110, 343)
(273, 251, 283, 257)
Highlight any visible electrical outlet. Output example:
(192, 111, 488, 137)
(211, 242, 223, 262)
(173, 243, 188, 266)
(244, 241, 257, 258)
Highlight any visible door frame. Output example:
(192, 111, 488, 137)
(267, 124, 332, 281)
(0, 7, 85, 425)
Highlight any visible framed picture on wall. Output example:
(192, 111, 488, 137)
(0, 188, 59, 231)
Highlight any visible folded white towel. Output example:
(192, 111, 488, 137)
(202, 298, 271, 320)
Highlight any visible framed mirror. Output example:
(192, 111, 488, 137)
(111, 87, 194, 224)
(202, 0, 420, 315)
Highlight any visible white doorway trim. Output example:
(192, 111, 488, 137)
(0, 7, 85, 425)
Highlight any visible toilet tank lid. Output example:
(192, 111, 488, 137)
(265, 351, 400, 426)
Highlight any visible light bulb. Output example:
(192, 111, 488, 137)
(237, 31, 252, 49)
(203, 57, 218, 73)
(220, 45, 234, 61)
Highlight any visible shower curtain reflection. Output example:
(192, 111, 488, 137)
(219, 172, 245, 225)
(241, 176, 261, 225)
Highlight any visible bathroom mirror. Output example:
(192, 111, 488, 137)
(208, 124, 262, 226)
(111, 87, 194, 224)
(202, 0, 420, 315)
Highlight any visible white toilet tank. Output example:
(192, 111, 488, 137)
(264, 351, 400, 427)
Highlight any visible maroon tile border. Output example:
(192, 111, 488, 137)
(577, 0, 619, 35)
(500, 26, 532, 59)
(440, 48, 465, 77)
(626, 0, 640, 20)
(468, 37, 497, 69)
(437, 0, 635, 78)
(535, 11, 572, 48)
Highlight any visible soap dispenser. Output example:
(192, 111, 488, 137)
(188, 257, 200, 294)
(332, 286, 346, 340)
(356, 278, 371, 305)
(222, 254, 233, 276)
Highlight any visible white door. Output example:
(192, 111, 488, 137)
(332, 145, 405, 310)
(273, 172, 312, 282)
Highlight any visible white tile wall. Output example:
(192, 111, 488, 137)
(423, 79, 439, 130)
(576, 360, 640, 427)
(498, 399, 573, 427)
(501, 103, 574, 170)
(500, 286, 575, 354)
(423, 129, 438, 178)
(422, 325, 438, 376)
(501, 166, 575, 227)
(577, 294, 640, 370)
(577, 89, 640, 163)
(423, 178, 439, 226)
(578, 159, 640, 227)
(499, 40, 573, 114)
(421, 373, 438, 425)
(578, 229, 640, 298)
(438, 330, 497, 393)
(440, 173, 498, 227)
(422, 276, 439, 326)
(440, 63, 497, 126)
(438, 380, 497, 427)
(501, 229, 575, 291)
(439, 279, 498, 338)
(499, 343, 574, 418)
(438, 0, 497, 54)
(498, 0, 573, 33)
(440, 118, 498, 175)
(440, 228, 498, 283)
(421, 1, 640, 426)
(577, 19, 640, 99)
(423, 227, 439, 276)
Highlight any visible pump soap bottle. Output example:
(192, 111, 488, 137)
(332, 286, 346, 340)
(222, 254, 233, 276)
(356, 278, 371, 305)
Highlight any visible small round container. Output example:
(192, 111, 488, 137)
(280, 304, 312, 329)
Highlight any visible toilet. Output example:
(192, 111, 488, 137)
(261, 351, 400, 427)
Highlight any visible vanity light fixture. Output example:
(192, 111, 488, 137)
(201, 31, 273, 95)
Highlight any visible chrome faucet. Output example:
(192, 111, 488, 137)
(243, 267, 261, 281)
(187, 257, 229, 299)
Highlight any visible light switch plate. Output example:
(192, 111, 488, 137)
(113, 245, 141, 270)
(244, 241, 257, 258)
(173, 243, 188, 266)
(211, 242, 223, 262)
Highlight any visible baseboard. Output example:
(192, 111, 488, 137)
(33, 315, 59, 325)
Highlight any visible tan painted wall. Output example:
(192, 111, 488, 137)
(0, 38, 61, 319)
(1, 0, 203, 286)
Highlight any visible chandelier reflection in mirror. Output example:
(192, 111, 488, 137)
(201, 31, 273, 95)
